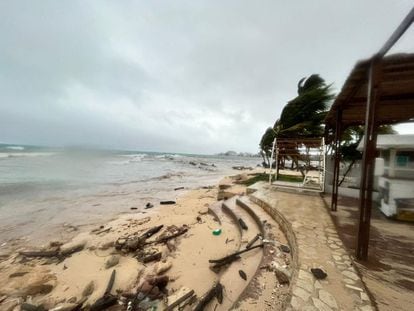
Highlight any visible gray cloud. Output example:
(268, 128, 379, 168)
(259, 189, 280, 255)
(1, 0, 413, 153)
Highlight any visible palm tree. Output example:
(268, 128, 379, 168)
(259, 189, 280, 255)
(275, 75, 334, 171)
(259, 127, 276, 167)
(274, 74, 334, 138)
(259, 74, 334, 171)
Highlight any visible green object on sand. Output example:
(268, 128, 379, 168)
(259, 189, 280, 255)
(212, 229, 222, 236)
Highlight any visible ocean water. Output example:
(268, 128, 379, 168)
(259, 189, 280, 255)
(0, 144, 260, 245)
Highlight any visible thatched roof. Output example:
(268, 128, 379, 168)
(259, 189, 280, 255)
(325, 53, 414, 128)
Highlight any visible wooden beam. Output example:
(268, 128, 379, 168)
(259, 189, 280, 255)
(377, 7, 414, 57)
(331, 109, 342, 212)
(356, 57, 382, 260)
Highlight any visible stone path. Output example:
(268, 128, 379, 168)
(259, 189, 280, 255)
(248, 182, 374, 311)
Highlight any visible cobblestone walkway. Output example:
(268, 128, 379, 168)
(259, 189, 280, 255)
(248, 182, 374, 311)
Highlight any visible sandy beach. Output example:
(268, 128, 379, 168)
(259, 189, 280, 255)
(0, 170, 291, 311)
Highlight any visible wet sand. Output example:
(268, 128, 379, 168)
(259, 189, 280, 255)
(0, 169, 288, 310)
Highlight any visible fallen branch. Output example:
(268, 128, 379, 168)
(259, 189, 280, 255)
(209, 243, 264, 264)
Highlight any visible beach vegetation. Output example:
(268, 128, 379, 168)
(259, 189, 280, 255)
(259, 74, 334, 171)
(238, 173, 274, 186)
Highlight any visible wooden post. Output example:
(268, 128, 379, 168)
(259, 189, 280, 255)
(331, 109, 342, 211)
(268, 138, 276, 184)
(275, 139, 279, 181)
(356, 57, 382, 260)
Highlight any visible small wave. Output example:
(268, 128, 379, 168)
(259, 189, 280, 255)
(5, 146, 25, 151)
(154, 154, 184, 160)
(0, 152, 56, 159)
(119, 153, 148, 163)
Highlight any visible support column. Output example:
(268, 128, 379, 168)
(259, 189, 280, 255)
(356, 57, 382, 260)
(331, 109, 342, 211)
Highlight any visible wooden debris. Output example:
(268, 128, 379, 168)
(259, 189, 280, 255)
(215, 282, 223, 304)
(160, 200, 176, 205)
(105, 270, 116, 295)
(209, 243, 263, 264)
(142, 225, 164, 239)
(89, 295, 117, 311)
(125, 236, 146, 251)
(238, 218, 248, 230)
(179, 294, 197, 310)
(210, 255, 241, 272)
(116, 225, 164, 253)
(174, 187, 184, 191)
(246, 234, 261, 249)
(209, 243, 263, 272)
(239, 270, 247, 281)
(166, 288, 195, 311)
(141, 252, 162, 263)
(90, 270, 117, 311)
(194, 282, 223, 311)
(150, 226, 188, 245)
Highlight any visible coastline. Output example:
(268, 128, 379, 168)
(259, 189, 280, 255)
(0, 168, 289, 310)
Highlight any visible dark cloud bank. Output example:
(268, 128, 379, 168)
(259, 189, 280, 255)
(1, 1, 413, 154)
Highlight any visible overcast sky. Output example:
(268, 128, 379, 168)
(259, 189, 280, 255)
(1, 1, 413, 154)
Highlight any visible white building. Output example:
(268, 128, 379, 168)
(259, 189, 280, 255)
(358, 134, 414, 220)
